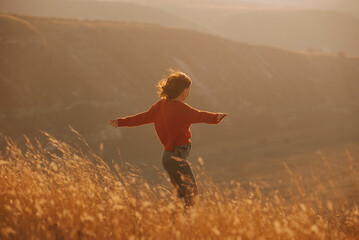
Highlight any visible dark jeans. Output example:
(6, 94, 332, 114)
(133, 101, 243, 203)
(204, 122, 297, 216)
(162, 143, 198, 207)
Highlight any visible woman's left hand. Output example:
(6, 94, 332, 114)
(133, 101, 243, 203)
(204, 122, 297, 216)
(217, 113, 228, 122)
(108, 119, 119, 127)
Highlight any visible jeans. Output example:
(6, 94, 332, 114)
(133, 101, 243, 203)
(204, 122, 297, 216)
(162, 143, 198, 207)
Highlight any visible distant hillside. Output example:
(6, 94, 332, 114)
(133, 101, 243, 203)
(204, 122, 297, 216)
(2, 1, 359, 57)
(0, 0, 201, 30)
(192, 8, 359, 56)
(0, 14, 358, 182)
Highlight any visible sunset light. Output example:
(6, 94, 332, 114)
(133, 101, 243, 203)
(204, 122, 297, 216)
(1, 0, 358, 239)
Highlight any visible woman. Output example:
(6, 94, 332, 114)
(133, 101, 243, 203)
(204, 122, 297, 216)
(108, 70, 227, 208)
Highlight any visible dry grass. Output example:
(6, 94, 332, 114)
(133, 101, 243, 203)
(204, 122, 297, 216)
(0, 128, 358, 239)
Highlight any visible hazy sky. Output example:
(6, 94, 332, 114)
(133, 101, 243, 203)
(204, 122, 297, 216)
(95, 0, 359, 11)
(250, 0, 358, 8)
(125, 0, 359, 16)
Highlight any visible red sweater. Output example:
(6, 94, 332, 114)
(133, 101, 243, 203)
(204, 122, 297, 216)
(117, 98, 221, 151)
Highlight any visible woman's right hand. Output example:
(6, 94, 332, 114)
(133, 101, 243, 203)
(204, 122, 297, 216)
(217, 113, 228, 122)
(108, 119, 119, 127)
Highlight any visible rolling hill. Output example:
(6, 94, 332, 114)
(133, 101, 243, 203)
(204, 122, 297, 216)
(0, 13, 358, 184)
(2, 0, 359, 57)
(161, 6, 359, 56)
(0, 0, 201, 30)
(210, 8, 359, 56)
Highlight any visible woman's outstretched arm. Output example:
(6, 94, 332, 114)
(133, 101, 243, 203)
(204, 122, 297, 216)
(108, 101, 159, 127)
(183, 103, 228, 124)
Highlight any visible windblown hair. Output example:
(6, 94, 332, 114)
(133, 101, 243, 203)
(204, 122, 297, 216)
(157, 70, 192, 99)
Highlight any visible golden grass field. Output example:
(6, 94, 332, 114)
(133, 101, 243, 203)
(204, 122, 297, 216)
(1, 127, 358, 239)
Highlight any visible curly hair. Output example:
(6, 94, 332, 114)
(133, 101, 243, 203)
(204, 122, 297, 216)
(157, 69, 192, 99)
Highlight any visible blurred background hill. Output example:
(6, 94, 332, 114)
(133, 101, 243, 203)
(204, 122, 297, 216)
(0, 0, 200, 29)
(0, 1, 359, 200)
(181, 8, 359, 56)
(1, 0, 359, 56)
